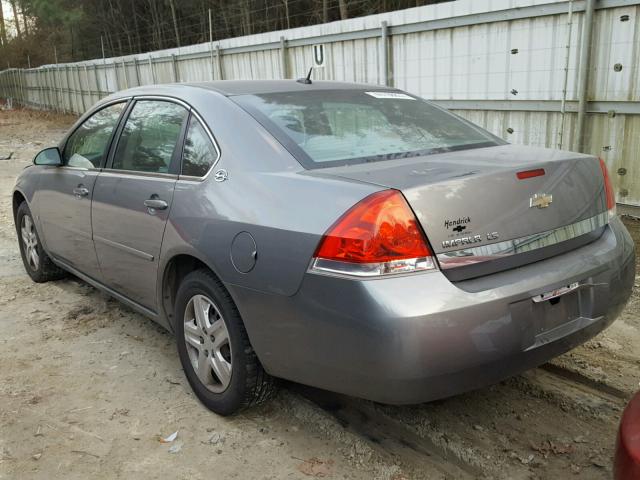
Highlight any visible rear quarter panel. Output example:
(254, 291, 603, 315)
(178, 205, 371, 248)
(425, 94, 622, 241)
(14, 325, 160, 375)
(160, 90, 380, 301)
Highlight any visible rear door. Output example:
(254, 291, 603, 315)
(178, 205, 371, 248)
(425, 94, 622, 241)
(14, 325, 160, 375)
(91, 98, 189, 309)
(37, 101, 127, 280)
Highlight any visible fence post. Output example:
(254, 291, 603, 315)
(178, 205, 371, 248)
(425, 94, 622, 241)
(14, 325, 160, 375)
(114, 61, 121, 90)
(209, 8, 215, 80)
(172, 54, 179, 82)
(148, 55, 156, 84)
(48, 69, 53, 110)
(83, 64, 91, 104)
(9, 69, 14, 105)
(381, 21, 389, 87)
(576, 0, 595, 153)
(34, 70, 38, 108)
(101, 36, 109, 93)
(11, 69, 17, 106)
(46, 69, 51, 111)
(121, 59, 129, 89)
(133, 58, 141, 86)
(45, 69, 52, 111)
(18, 69, 25, 107)
(64, 66, 73, 112)
(55, 66, 62, 113)
(76, 65, 87, 112)
(216, 45, 223, 80)
(280, 36, 288, 79)
(92, 65, 100, 99)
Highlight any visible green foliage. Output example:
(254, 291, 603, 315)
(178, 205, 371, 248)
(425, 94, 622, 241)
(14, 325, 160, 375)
(25, 0, 83, 27)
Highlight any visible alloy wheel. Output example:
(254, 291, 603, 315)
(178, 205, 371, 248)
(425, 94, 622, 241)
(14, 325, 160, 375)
(21, 214, 39, 271)
(183, 294, 233, 393)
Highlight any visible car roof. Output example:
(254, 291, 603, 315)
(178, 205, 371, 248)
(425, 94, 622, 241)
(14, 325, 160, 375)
(109, 80, 394, 99)
(187, 80, 391, 96)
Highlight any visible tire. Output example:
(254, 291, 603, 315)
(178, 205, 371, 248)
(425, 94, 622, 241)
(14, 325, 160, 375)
(15, 201, 67, 283)
(175, 269, 277, 415)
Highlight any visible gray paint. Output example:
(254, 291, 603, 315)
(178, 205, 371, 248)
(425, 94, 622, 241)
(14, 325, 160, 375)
(315, 144, 606, 253)
(13, 82, 636, 404)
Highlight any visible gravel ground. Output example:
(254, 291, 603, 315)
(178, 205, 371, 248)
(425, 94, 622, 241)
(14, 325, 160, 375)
(0, 108, 638, 480)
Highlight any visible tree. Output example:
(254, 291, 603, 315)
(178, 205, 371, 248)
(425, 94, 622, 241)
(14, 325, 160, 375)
(0, 1, 8, 46)
(338, 0, 348, 20)
(168, 0, 180, 47)
(9, 0, 21, 39)
(0, 0, 447, 68)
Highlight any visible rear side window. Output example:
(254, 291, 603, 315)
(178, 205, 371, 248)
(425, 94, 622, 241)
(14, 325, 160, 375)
(182, 116, 218, 177)
(63, 102, 125, 168)
(112, 100, 188, 174)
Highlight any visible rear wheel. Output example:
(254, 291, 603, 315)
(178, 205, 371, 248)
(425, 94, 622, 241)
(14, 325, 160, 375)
(15, 202, 67, 283)
(175, 269, 277, 415)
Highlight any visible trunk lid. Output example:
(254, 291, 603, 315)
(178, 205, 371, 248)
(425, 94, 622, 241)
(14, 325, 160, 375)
(312, 145, 609, 279)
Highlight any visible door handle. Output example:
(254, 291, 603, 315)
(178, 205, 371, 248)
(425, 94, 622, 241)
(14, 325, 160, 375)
(73, 186, 90, 197)
(144, 198, 168, 210)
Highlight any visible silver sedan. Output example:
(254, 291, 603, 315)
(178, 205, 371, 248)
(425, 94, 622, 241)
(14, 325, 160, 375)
(12, 81, 636, 415)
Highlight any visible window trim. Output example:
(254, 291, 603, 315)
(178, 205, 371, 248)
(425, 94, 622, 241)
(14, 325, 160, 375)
(61, 98, 131, 171)
(104, 96, 191, 177)
(178, 110, 222, 181)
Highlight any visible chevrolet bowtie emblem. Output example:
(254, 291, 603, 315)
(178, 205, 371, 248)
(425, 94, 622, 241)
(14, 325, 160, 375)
(530, 193, 553, 209)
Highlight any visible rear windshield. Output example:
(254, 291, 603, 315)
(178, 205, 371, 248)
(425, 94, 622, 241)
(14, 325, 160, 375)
(233, 89, 501, 169)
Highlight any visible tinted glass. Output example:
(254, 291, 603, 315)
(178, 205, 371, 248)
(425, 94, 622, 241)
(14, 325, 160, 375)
(63, 102, 125, 168)
(182, 116, 218, 177)
(112, 100, 188, 173)
(235, 90, 500, 168)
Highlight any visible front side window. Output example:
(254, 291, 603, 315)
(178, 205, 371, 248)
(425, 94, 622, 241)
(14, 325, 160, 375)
(63, 102, 125, 168)
(182, 116, 218, 177)
(112, 100, 188, 174)
(234, 90, 501, 168)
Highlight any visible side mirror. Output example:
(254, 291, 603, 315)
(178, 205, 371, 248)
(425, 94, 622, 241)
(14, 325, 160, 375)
(33, 147, 62, 166)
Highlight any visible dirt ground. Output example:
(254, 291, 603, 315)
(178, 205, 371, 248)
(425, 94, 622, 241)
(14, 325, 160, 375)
(0, 108, 639, 480)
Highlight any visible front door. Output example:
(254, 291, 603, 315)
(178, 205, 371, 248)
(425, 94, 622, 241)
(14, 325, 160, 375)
(37, 101, 127, 280)
(91, 99, 189, 309)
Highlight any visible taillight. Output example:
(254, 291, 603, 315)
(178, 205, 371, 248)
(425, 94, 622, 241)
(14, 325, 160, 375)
(516, 168, 545, 180)
(599, 158, 616, 216)
(310, 190, 436, 277)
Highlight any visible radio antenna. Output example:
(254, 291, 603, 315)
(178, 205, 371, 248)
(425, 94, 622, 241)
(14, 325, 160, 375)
(296, 67, 313, 84)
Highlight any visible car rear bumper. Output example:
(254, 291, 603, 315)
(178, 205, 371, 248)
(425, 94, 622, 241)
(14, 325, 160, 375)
(231, 216, 636, 404)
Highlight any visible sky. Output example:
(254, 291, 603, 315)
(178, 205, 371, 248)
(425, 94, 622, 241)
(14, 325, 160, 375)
(2, 0, 18, 37)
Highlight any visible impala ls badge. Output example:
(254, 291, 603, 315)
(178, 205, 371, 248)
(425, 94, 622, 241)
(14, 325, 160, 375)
(530, 193, 553, 209)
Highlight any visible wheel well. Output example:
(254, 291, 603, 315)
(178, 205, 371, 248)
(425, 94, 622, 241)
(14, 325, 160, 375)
(12, 191, 26, 222)
(162, 254, 218, 329)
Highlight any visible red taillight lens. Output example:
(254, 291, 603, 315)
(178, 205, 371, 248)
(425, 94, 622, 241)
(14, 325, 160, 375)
(311, 190, 435, 276)
(516, 168, 545, 180)
(599, 158, 616, 213)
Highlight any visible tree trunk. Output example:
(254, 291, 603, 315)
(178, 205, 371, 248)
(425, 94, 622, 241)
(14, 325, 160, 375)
(9, 0, 22, 39)
(146, 0, 162, 50)
(0, 2, 8, 46)
(168, 0, 180, 47)
(19, 0, 28, 36)
(338, 0, 348, 20)
(322, 0, 329, 23)
(243, 0, 252, 35)
(283, 0, 290, 30)
(130, 0, 141, 52)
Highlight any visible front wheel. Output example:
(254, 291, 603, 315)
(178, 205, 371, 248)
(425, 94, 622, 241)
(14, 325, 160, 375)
(15, 202, 67, 283)
(174, 269, 277, 415)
